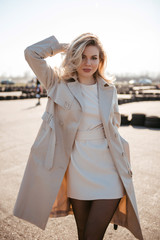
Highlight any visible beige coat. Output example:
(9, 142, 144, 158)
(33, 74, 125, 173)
(13, 36, 143, 240)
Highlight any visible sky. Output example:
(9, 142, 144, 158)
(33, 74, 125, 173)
(0, 0, 160, 78)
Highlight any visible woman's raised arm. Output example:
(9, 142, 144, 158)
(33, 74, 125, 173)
(24, 36, 67, 90)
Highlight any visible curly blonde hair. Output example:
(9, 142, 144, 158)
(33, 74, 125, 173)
(59, 33, 111, 83)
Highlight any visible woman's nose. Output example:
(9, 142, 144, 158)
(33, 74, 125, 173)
(85, 58, 91, 65)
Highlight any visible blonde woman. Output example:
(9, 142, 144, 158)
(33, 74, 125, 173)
(13, 33, 143, 240)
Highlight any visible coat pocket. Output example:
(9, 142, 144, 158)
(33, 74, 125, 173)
(42, 111, 55, 129)
(31, 111, 56, 170)
(42, 112, 56, 170)
(120, 136, 133, 177)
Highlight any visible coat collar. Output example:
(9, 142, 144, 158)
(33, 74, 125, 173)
(65, 75, 114, 89)
(66, 77, 85, 110)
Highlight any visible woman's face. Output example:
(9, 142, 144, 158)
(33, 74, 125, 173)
(77, 45, 100, 82)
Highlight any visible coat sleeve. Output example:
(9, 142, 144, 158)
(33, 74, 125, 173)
(113, 87, 121, 128)
(24, 36, 63, 90)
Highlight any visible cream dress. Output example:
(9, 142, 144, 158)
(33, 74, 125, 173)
(67, 82, 125, 200)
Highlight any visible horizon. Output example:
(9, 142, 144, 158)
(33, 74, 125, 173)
(0, 71, 159, 83)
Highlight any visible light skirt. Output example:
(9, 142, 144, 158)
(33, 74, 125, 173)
(67, 127, 125, 200)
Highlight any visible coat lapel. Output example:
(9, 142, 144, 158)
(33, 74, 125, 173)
(67, 80, 85, 110)
(97, 77, 114, 124)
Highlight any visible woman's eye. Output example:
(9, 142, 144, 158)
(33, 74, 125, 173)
(82, 55, 98, 60)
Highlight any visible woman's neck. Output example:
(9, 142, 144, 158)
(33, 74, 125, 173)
(78, 76, 96, 85)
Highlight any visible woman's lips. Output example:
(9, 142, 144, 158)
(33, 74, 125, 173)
(83, 69, 91, 72)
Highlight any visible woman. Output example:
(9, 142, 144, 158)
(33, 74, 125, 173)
(13, 33, 143, 240)
(35, 78, 42, 106)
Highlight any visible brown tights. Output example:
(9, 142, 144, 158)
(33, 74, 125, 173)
(69, 198, 120, 240)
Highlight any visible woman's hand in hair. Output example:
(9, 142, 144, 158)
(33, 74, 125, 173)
(59, 43, 69, 53)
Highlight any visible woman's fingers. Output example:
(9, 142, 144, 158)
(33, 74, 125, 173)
(59, 43, 69, 52)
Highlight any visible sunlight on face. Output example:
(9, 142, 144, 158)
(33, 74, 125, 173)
(77, 45, 100, 84)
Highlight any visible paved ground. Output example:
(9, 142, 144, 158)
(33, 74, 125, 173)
(0, 98, 160, 240)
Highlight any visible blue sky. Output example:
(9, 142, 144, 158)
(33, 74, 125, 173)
(0, 0, 160, 77)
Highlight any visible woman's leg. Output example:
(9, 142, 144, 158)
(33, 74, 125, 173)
(69, 198, 92, 240)
(84, 199, 120, 240)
